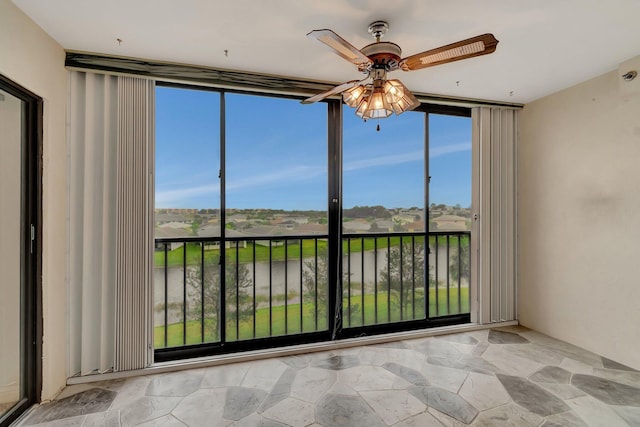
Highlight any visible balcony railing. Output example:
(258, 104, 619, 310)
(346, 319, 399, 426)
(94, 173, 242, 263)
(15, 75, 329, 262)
(154, 231, 470, 351)
(341, 231, 470, 328)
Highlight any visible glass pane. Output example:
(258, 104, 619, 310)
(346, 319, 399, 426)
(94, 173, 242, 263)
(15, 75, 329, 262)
(343, 112, 425, 232)
(0, 89, 25, 416)
(225, 93, 328, 339)
(428, 114, 472, 231)
(154, 87, 221, 348)
(428, 113, 472, 317)
(342, 111, 426, 327)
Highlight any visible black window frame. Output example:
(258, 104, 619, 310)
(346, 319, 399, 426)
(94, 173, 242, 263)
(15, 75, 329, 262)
(153, 81, 471, 362)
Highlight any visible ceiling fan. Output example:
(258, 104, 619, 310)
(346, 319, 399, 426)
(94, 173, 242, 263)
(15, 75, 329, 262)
(302, 21, 498, 120)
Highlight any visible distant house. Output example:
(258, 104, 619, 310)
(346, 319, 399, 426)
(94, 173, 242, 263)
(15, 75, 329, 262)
(159, 221, 191, 230)
(432, 215, 468, 231)
(279, 220, 296, 230)
(154, 226, 189, 251)
(242, 225, 296, 246)
(198, 225, 247, 249)
(155, 213, 191, 225)
(374, 220, 394, 232)
(343, 221, 371, 232)
(282, 216, 309, 224)
(404, 221, 425, 232)
(297, 223, 328, 235)
(393, 213, 418, 224)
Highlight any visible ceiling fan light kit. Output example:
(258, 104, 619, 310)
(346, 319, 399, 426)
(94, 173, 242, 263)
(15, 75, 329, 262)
(303, 21, 499, 121)
(360, 80, 393, 119)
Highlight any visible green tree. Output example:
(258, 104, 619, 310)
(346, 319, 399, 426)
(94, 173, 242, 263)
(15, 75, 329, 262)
(449, 237, 470, 282)
(302, 246, 357, 325)
(392, 218, 405, 232)
(185, 253, 253, 334)
(191, 215, 203, 235)
(380, 239, 426, 317)
(303, 246, 329, 320)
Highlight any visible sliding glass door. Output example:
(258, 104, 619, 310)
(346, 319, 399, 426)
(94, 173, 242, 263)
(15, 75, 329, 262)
(0, 84, 23, 424)
(339, 105, 472, 335)
(427, 110, 472, 318)
(0, 76, 41, 427)
(154, 87, 332, 360)
(341, 110, 428, 330)
(153, 82, 472, 361)
(224, 93, 329, 341)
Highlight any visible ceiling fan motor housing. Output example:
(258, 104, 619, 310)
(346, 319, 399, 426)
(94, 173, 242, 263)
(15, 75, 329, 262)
(360, 42, 402, 72)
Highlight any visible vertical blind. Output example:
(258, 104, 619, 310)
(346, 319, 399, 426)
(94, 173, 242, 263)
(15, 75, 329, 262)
(68, 71, 118, 375)
(114, 76, 155, 372)
(68, 71, 154, 376)
(473, 107, 518, 324)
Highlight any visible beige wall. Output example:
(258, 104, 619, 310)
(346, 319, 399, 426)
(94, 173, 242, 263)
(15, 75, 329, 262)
(519, 68, 640, 369)
(0, 0, 68, 400)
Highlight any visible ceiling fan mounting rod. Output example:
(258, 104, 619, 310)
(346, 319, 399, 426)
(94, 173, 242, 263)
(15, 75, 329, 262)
(368, 20, 389, 42)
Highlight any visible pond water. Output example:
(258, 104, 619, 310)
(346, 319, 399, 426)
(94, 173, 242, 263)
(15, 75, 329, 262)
(154, 245, 468, 325)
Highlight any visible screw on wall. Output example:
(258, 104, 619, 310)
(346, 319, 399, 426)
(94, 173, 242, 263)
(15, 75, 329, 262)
(622, 71, 637, 81)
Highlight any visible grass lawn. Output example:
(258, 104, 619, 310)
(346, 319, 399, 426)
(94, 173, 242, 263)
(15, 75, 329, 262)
(154, 286, 469, 349)
(154, 235, 469, 268)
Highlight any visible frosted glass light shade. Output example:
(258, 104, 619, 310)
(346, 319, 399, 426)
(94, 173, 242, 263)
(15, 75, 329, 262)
(343, 85, 367, 108)
(355, 96, 370, 119)
(363, 85, 393, 119)
(384, 79, 420, 115)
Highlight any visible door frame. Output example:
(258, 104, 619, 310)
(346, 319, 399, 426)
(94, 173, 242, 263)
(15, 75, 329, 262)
(0, 74, 43, 427)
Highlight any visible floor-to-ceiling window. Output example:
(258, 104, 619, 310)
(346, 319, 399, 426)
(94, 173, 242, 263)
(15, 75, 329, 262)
(0, 75, 41, 427)
(153, 83, 471, 361)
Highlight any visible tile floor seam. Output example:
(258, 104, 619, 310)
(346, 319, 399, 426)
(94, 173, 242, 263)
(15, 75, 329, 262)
(167, 394, 189, 425)
(454, 372, 470, 394)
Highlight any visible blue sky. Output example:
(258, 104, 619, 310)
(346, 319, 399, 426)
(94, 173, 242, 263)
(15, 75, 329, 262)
(155, 86, 471, 210)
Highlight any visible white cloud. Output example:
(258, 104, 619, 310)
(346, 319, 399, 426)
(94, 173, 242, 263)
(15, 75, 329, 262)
(155, 142, 470, 206)
(344, 142, 471, 172)
(344, 150, 423, 171)
(156, 164, 325, 206)
(430, 142, 471, 157)
(155, 184, 219, 206)
(226, 165, 324, 190)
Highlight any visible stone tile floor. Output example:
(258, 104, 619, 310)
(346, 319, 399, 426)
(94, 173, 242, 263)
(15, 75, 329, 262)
(16, 326, 640, 426)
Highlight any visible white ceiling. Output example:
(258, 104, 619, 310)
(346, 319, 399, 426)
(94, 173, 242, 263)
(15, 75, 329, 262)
(12, 0, 640, 104)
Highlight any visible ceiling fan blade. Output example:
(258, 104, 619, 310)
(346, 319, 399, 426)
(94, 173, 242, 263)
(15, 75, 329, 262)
(301, 80, 360, 104)
(400, 33, 499, 71)
(307, 29, 373, 67)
